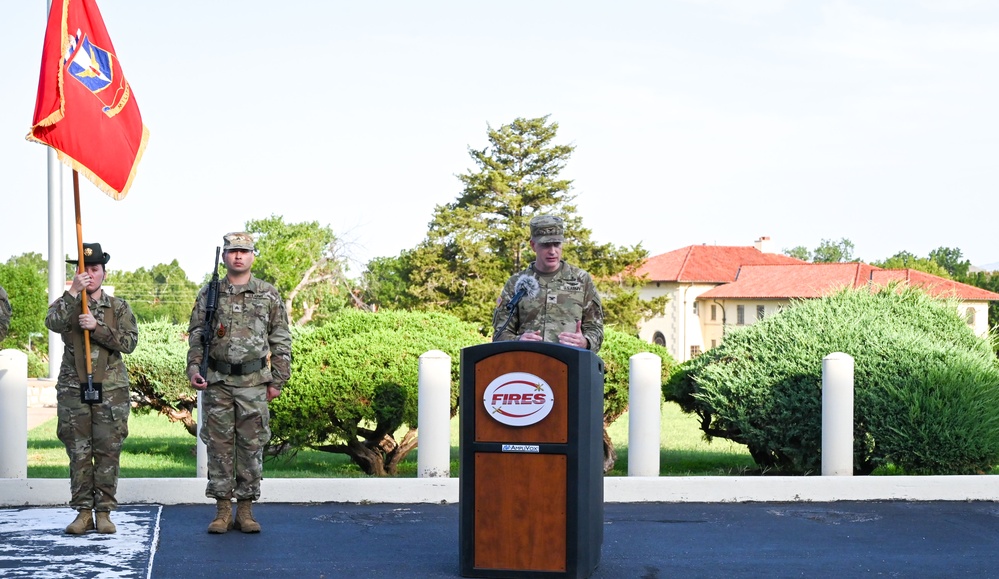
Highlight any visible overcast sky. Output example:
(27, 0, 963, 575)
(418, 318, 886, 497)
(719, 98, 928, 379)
(4, 0, 998, 281)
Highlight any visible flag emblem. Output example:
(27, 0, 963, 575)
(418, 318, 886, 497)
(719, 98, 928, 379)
(66, 32, 131, 118)
(68, 35, 112, 91)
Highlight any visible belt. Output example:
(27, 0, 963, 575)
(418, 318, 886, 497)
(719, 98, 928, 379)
(208, 357, 267, 376)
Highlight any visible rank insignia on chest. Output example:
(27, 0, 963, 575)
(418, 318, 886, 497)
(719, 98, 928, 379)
(232, 304, 243, 313)
(547, 293, 558, 305)
(217, 324, 226, 338)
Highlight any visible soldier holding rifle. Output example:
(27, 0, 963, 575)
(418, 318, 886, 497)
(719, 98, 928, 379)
(187, 232, 292, 534)
(45, 242, 138, 535)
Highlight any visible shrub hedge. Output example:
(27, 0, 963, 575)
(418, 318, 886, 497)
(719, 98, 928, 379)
(118, 312, 678, 475)
(667, 286, 999, 475)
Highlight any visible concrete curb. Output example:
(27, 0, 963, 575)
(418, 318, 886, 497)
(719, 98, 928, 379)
(2, 475, 998, 507)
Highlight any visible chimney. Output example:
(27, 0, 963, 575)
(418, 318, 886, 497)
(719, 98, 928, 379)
(754, 236, 772, 254)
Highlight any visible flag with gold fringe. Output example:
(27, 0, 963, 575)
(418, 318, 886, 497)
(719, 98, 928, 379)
(27, 0, 149, 199)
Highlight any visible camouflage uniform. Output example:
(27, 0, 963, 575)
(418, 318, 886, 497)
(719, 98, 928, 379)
(45, 287, 138, 512)
(187, 274, 291, 501)
(0, 285, 10, 341)
(492, 260, 605, 353)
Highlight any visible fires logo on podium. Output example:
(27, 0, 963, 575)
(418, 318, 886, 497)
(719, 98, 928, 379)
(483, 372, 555, 427)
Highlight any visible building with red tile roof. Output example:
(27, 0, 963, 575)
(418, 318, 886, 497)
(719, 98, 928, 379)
(633, 237, 805, 283)
(635, 238, 999, 362)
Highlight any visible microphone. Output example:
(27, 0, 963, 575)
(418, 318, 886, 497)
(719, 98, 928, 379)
(506, 275, 540, 312)
(496, 275, 540, 338)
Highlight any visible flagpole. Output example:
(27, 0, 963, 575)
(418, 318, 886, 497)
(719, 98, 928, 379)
(45, 0, 64, 380)
(72, 170, 96, 398)
(47, 150, 64, 380)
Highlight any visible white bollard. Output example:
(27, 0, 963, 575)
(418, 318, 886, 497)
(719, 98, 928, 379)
(822, 352, 855, 476)
(196, 391, 207, 478)
(417, 350, 452, 478)
(0, 350, 29, 478)
(628, 352, 662, 477)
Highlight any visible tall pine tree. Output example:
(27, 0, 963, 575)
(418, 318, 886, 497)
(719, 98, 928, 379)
(381, 116, 666, 334)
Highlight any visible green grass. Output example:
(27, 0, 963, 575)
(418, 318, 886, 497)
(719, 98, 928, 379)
(28, 402, 755, 478)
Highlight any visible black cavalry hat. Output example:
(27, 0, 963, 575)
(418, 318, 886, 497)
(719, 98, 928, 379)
(66, 242, 111, 265)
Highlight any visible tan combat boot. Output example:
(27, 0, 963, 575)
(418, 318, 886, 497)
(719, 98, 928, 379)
(234, 499, 261, 533)
(65, 509, 94, 535)
(207, 499, 234, 534)
(95, 511, 117, 534)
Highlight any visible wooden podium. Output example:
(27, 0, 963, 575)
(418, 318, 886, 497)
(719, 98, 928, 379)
(459, 341, 604, 578)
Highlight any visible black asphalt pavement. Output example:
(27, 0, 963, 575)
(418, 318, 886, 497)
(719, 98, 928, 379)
(4, 501, 999, 578)
(151, 501, 999, 578)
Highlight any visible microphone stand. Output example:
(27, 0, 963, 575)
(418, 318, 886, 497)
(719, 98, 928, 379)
(496, 291, 527, 338)
(496, 308, 517, 337)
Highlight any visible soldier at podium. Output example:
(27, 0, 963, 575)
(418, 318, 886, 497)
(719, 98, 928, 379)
(492, 214, 604, 353)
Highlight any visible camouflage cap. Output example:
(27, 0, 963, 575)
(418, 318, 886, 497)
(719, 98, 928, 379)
(223, 232, 255, 251)
(530, 215, 565, 244)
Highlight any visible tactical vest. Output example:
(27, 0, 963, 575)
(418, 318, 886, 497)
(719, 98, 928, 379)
(68, 294, 119, 384)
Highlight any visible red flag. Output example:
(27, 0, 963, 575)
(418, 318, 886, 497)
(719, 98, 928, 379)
(27, 0, 149, 200)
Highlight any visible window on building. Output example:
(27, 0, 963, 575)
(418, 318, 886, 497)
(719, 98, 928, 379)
(692, 302, 698, 315)
(711, 304, 717, 321)
(711, 340, 717, 348)
(690, 345, 702, 358)
(757, 305, 765, 320)
(653, 331, 666, 346)
(736, 305, 745, 325)
(966, 308, 976, 326)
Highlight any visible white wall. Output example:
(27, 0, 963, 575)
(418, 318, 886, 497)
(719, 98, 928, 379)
(638, 282, 715, 362)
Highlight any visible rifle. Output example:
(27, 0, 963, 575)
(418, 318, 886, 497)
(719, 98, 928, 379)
(198, 247, 222, 378)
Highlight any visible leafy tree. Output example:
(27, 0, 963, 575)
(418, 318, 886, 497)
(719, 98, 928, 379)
(813, 238, 855, 263)
(246, 215, 363, 325)
(870, 251, 950, 278)
(362, 253, 419, 312)
(929, 246, 971, 279)
(668, 286, 999, 475)
(373, 115, 665, 334)
(783, 238, 856, 263)
(106, 261, 199, 324)
(0, 253, 49, 355)
(783, 246, 811, 261)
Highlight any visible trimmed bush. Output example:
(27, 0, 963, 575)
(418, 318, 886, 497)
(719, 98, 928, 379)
(120, 314, 678, 476)
(125, 320, 197, 434)
(270, 310, 487, 475)
(667, 286, 999, 475)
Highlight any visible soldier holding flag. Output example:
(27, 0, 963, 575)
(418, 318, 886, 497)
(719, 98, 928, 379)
(28, 0, 148, 536)
(45, 243, 138, 535)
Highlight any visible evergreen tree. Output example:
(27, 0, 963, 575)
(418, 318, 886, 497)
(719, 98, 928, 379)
(375, 115, 665, 334)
